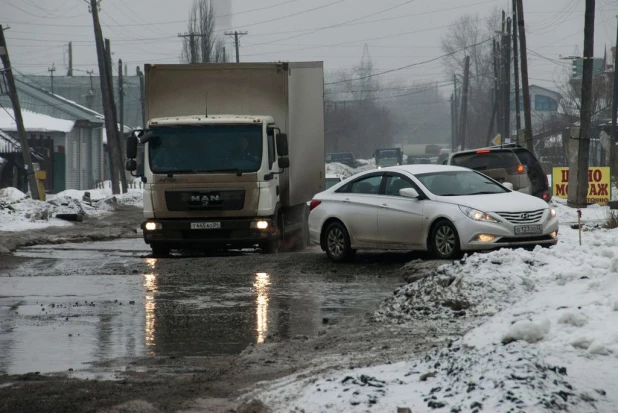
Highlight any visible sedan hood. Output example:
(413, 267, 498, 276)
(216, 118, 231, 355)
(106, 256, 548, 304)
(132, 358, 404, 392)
(435, 191, 548, 213)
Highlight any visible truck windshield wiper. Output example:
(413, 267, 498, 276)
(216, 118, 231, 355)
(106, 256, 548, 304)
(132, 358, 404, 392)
(208, 169, 246, 176)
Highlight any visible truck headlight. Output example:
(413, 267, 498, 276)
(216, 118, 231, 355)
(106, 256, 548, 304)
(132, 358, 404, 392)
(459, 206, 499, 223)
(250, 220, 269, 230)
(144, 222, 162, 231)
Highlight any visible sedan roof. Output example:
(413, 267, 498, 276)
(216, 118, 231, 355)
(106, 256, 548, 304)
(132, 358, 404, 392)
(378, 164, 471, 174)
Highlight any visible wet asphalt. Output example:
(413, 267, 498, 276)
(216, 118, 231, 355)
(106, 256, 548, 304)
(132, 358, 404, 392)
(0, 239, 419, 376)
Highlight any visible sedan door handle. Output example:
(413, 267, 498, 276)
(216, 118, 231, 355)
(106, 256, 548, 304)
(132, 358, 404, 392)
(343, 198, 351, 203)
(380, 203, 388, 208)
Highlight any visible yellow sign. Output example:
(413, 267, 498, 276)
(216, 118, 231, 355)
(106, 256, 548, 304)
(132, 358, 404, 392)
(552, 167, 611, 205)
(491, 134, 502, 146)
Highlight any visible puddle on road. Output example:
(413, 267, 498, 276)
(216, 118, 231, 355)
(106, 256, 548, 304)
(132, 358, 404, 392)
(1, 243, 406, 376)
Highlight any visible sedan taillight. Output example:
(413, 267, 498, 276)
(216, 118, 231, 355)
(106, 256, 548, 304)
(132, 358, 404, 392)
(309, 200, 322, 212)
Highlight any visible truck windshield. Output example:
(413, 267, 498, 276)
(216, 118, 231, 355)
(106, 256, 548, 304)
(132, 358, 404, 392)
(148, 125, 263, 174)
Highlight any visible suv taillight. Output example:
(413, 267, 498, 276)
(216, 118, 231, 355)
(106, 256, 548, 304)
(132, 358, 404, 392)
(309, 200, 322, 212)
(506, 164, 526, 175)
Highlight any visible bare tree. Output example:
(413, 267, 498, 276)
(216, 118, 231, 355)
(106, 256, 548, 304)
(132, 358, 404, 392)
(441, 10, 500, 148)
(181, 0, 227, 63)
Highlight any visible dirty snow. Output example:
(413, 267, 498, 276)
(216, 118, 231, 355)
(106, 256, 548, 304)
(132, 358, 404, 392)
(0, 188, 81, 232)
(325, 159, 376, 178)
(1, 180, 142, 232)
(258, 219, 618, 412)
(0, 109, 75, 133)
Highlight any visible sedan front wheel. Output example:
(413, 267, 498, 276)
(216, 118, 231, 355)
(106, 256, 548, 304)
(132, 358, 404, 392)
(429, 219, 461, 259)
(324, 222, 355, 262)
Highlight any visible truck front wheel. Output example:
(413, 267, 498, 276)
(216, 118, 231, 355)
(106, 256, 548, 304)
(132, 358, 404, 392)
(151, 243, 171, 258)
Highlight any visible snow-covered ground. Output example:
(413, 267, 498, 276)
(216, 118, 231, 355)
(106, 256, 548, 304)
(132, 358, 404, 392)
(0, 181, 143, 232)
(256, 219, 618, 412)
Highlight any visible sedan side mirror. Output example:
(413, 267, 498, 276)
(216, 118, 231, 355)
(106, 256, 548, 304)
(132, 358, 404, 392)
(400, 188, 419, 198)
(503, 182, 514, 190)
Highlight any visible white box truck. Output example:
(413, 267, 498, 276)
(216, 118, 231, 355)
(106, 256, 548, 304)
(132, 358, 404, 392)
(126, 62, 325, 257)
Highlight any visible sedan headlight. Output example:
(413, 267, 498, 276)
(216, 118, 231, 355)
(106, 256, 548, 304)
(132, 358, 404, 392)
(550, 208, 556, 218)
(459, 206, 499, 223)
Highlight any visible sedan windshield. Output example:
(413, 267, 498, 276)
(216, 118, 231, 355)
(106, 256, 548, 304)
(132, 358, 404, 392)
(148, 125, 262, 174)
(416, 171, 508, 196)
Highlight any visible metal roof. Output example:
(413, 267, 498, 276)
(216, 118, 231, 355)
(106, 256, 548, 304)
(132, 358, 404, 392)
(11, 77, 104, 124)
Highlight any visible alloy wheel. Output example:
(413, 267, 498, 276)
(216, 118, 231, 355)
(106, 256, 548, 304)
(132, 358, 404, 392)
(435, 225, 456, 256)
(327, 227, 345, 257)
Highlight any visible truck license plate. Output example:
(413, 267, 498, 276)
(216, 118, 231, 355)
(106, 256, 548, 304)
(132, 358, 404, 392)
(514, 224, 542, 235)
(190, 222, 221, 230)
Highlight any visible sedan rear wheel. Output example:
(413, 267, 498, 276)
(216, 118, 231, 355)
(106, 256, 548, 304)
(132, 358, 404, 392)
(325, 222, 355, 262)
(430, 220, 461, 259)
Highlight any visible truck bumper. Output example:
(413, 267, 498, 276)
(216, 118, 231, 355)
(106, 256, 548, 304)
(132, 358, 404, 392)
(142, 217, 276, 249)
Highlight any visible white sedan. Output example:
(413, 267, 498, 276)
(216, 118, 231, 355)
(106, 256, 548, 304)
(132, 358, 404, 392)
(308, 165, 559, 262)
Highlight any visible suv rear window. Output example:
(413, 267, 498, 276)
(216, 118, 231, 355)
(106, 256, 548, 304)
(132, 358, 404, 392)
(450, 150, 520, 171)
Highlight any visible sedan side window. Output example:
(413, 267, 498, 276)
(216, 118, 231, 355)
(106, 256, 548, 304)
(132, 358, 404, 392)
(385, 175, 417, 196)
(338, 175, 383, 194)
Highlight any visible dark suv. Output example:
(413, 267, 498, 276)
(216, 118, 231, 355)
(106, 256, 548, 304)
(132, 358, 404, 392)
(448, 144, 551, 201)
(325, 152, 358, 168)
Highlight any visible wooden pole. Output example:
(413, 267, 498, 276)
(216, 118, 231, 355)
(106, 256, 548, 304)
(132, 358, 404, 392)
(0, 25, 40, 199)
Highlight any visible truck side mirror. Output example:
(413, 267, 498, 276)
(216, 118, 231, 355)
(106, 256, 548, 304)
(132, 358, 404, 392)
(127, 134, 138, 159)
(126, 159, 137, 172)
(277, 133, 289, 157)
(278, 157, 290, 169)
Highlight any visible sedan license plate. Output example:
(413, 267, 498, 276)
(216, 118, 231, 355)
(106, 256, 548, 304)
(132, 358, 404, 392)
(190, 222, 221, 230)
(514, 224, 542, 235)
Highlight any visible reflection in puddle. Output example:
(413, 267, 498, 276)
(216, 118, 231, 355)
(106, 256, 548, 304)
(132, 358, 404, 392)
(143, 272, 158, 354)
(145, 258, 158, 270)
(254, 273, 270, 343)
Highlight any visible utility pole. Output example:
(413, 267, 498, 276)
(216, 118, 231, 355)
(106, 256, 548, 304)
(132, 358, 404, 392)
(512, 0, 521, 144)
(516, 0, 533, 152)
(610, 17, 618, 179)
(118, 58, 124, 141)
(67, 42, 73, 76)
(504, 18, 512, 143)
(48, 64, 56, 94)
(137, 66, 145, 127)
(0, 25, 40, 199)
(452, 75, 459, 151)
(459, 55, 471, 150)
(178, 33, 197, 63)
(105, 38, 127, 193)
(87, 0, 121, 195)
(225, 31, 248, 63)
(568, 0, 596, 207)
(493, 39, 503, 139)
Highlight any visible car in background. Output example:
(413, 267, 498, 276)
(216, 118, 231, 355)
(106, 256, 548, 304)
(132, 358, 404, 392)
(446, 145, 551, 201)
(407, 156, 433, 165)
(325, 174, 346, 190)
(374, 148, 403, 169)
(308, 165, 558, 262)
(325, 152, 358, 168)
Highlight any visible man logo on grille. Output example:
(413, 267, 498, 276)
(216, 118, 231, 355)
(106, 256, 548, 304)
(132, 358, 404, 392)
(190, 194, 221, 206)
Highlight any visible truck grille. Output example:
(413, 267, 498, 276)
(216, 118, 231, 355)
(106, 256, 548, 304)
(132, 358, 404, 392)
(165, 189, 245, 211)
(495, 209, 545, 224)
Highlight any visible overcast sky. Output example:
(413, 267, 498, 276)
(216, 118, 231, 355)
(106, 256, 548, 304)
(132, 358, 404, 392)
(2, 0, 617, 92)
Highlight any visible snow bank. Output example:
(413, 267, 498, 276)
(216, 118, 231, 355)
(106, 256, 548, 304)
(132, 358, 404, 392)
(51, 179, 143, 210)
(259, 223, 618, 412)
(0, 189, 81, 232)
(1, 180, 142, 232)
(326, 160, 376, 178)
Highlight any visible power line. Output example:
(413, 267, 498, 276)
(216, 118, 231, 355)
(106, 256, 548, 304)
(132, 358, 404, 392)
(325, 37, 493, 86)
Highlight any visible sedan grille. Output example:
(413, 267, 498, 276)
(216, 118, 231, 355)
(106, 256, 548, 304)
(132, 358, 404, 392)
(495, 209, 545, 224)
